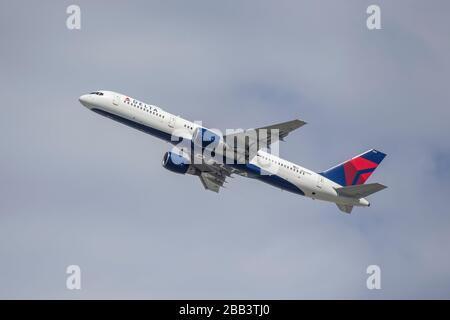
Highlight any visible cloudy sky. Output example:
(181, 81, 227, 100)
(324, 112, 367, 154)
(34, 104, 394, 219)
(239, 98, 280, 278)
(1, 0, 450, 299)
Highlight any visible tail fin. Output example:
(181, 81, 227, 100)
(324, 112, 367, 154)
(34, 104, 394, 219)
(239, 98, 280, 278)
(320, 149, 386, 187)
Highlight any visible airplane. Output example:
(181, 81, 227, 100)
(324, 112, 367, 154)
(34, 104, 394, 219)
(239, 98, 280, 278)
(79, 90, 387, 214)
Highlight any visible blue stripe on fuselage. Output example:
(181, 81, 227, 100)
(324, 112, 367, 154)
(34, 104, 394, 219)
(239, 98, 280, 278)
(230, 163, 305, 196)
(91, 108, 174, 142)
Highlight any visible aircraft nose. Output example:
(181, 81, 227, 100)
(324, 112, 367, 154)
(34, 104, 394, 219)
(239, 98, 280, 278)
(78, 94, 92, 108)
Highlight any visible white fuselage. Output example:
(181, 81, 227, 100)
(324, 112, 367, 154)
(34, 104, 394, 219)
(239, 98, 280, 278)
(79, 90, 369, 208)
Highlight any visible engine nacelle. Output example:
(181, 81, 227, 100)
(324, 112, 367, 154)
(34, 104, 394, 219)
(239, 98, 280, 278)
(162, 151, 193, 174)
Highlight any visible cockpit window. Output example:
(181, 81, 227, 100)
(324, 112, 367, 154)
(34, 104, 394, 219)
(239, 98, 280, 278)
(89, 91, 104, 96)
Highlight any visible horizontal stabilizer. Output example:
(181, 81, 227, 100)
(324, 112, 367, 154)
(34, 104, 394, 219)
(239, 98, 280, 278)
(335, 183, 387, 199)
(336, 204, 353, 214)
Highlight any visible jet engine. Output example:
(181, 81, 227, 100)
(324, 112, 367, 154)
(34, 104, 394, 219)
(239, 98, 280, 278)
(162, 151, 195, 175)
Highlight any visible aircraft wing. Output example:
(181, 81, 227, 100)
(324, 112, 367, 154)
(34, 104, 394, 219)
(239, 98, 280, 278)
(335, 183, 387, 199)
(198, 172, 226, 193)
(193, 160, 235, 193)
(223, 119, 306, 151)
(254, 119, 307, 144)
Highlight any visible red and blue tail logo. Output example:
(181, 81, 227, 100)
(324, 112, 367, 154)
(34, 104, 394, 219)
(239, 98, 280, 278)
(319, 149, 386, 186)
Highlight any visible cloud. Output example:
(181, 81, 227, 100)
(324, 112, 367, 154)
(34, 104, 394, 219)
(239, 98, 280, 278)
(0, 0, 449, 298)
